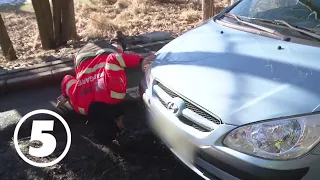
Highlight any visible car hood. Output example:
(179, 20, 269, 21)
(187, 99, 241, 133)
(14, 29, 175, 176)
(151, 20, 320, 126)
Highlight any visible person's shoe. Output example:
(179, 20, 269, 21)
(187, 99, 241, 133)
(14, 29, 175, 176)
(110, 30, 127, 50)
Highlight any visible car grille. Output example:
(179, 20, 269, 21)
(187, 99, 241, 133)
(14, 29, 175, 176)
(156, 82, 221, 131)
(157, 95, 209, 132)
(179, 116, 209, 132)
(157, 82, 221, 125)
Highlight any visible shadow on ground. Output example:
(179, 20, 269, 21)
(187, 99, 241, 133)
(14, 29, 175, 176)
(0, 59, 201, 180)
(0, 38, 202, 179)
(0, 96, 202, 180)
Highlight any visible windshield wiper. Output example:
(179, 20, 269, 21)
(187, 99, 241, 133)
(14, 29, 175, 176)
(223, 13, 290, 41)
(241, 17, 320, 41)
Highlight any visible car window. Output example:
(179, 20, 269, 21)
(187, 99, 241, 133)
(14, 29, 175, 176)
(229, 0, 320, 35)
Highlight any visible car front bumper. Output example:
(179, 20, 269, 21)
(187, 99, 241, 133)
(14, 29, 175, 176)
(139, 80, 311, 180)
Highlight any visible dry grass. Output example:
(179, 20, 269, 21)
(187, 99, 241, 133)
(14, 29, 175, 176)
(77, 0, 204, 38)
(0, 0, 229, 69)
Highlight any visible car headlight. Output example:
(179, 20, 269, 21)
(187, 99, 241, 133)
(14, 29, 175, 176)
(223, 114, 320, 160)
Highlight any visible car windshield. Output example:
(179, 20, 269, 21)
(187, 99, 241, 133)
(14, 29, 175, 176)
(228, 0, 320, 35)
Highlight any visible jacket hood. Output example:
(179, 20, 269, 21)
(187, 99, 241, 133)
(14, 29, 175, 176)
(151, 20, 320, 125)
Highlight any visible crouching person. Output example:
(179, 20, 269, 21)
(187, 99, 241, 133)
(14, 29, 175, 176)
(56, 31, 145, 144)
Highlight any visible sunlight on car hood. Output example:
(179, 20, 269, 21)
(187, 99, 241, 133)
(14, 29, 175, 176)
(151, 20, 320, 125)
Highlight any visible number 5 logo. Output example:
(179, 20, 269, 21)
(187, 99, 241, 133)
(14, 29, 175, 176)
(14, 109, 71, 167)
(29, 120, 57, 157)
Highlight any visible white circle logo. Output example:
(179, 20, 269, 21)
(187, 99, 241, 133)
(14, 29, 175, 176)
(13, 109, 72, 167)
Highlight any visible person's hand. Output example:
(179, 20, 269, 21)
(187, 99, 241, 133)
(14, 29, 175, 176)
(141, 52, 156, 72)
(114, 116, 125, 129)
(56, 95, 69, 108)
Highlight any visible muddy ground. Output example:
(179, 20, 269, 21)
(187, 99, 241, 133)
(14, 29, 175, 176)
(0, 88, 202, 180)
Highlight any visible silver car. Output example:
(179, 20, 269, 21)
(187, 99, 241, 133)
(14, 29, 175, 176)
(139, 0, 320, 179)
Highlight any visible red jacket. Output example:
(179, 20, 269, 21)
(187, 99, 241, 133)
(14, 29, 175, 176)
(61, 48, 141, 115)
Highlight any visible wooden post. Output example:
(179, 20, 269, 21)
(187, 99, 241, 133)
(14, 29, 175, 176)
(0, 14, 17, 61)
(68, 0, 79, 40)
(31, 0, 55, 49)
(52, 0, 78, 46)
(60, 0, 79, 45)
(52, 0, 62, 46)
(202, 0, 215, 22)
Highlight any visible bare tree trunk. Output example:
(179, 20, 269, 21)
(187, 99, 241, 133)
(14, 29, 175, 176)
(0, 14, 17, 61)
(31, 0, 56, 49)
(60, 0, 78, 45)
(202, 0, 215, 22)
(52, 0, 62, 46)
(68, 0, 78, 40)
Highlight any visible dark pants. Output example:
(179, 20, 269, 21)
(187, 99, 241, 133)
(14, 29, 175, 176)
(87, 101, 126, 144)
(74, 40, 121, 70)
